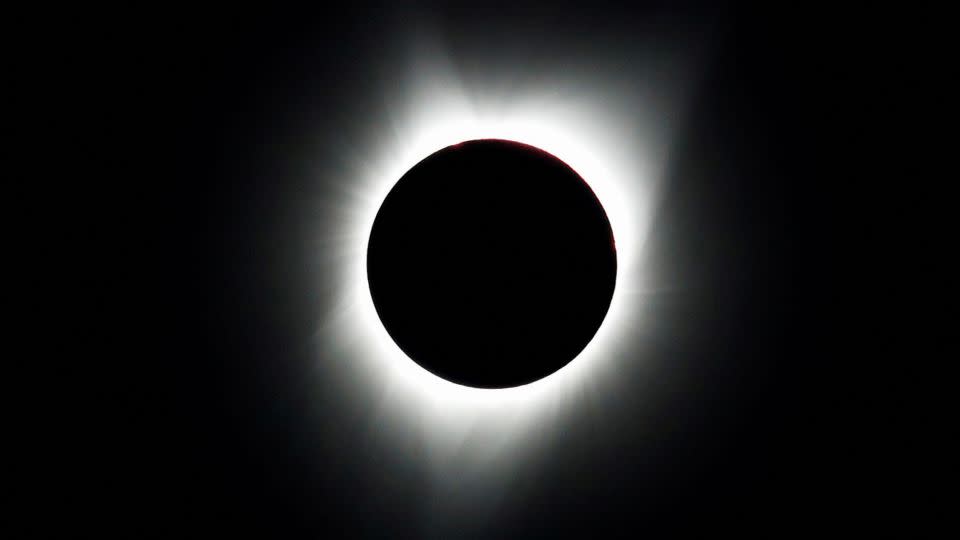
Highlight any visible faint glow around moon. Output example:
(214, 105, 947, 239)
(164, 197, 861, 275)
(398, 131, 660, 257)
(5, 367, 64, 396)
(346, 108, 647, 398)
(315, 43, 683, 459)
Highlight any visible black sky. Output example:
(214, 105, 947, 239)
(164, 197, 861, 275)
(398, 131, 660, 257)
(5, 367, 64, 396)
(53, 3, 938, 538)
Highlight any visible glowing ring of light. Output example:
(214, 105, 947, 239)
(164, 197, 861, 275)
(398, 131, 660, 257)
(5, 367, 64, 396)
(322, 84, 656, 427)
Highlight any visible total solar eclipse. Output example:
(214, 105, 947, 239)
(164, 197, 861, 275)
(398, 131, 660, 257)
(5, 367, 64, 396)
(367, 139, 617, 388)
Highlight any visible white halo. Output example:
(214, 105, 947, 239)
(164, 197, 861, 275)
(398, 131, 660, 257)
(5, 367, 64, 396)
(313, 48, 685, 461)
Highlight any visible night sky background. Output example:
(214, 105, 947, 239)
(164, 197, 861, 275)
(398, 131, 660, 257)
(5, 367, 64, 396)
(52, 3, 939, 538)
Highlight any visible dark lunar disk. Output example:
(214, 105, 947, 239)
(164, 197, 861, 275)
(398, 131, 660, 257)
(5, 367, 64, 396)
(367, 139, 617, 388)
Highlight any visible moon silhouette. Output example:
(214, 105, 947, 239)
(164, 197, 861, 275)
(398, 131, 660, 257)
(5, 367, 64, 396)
(367, 139, 616, 388)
